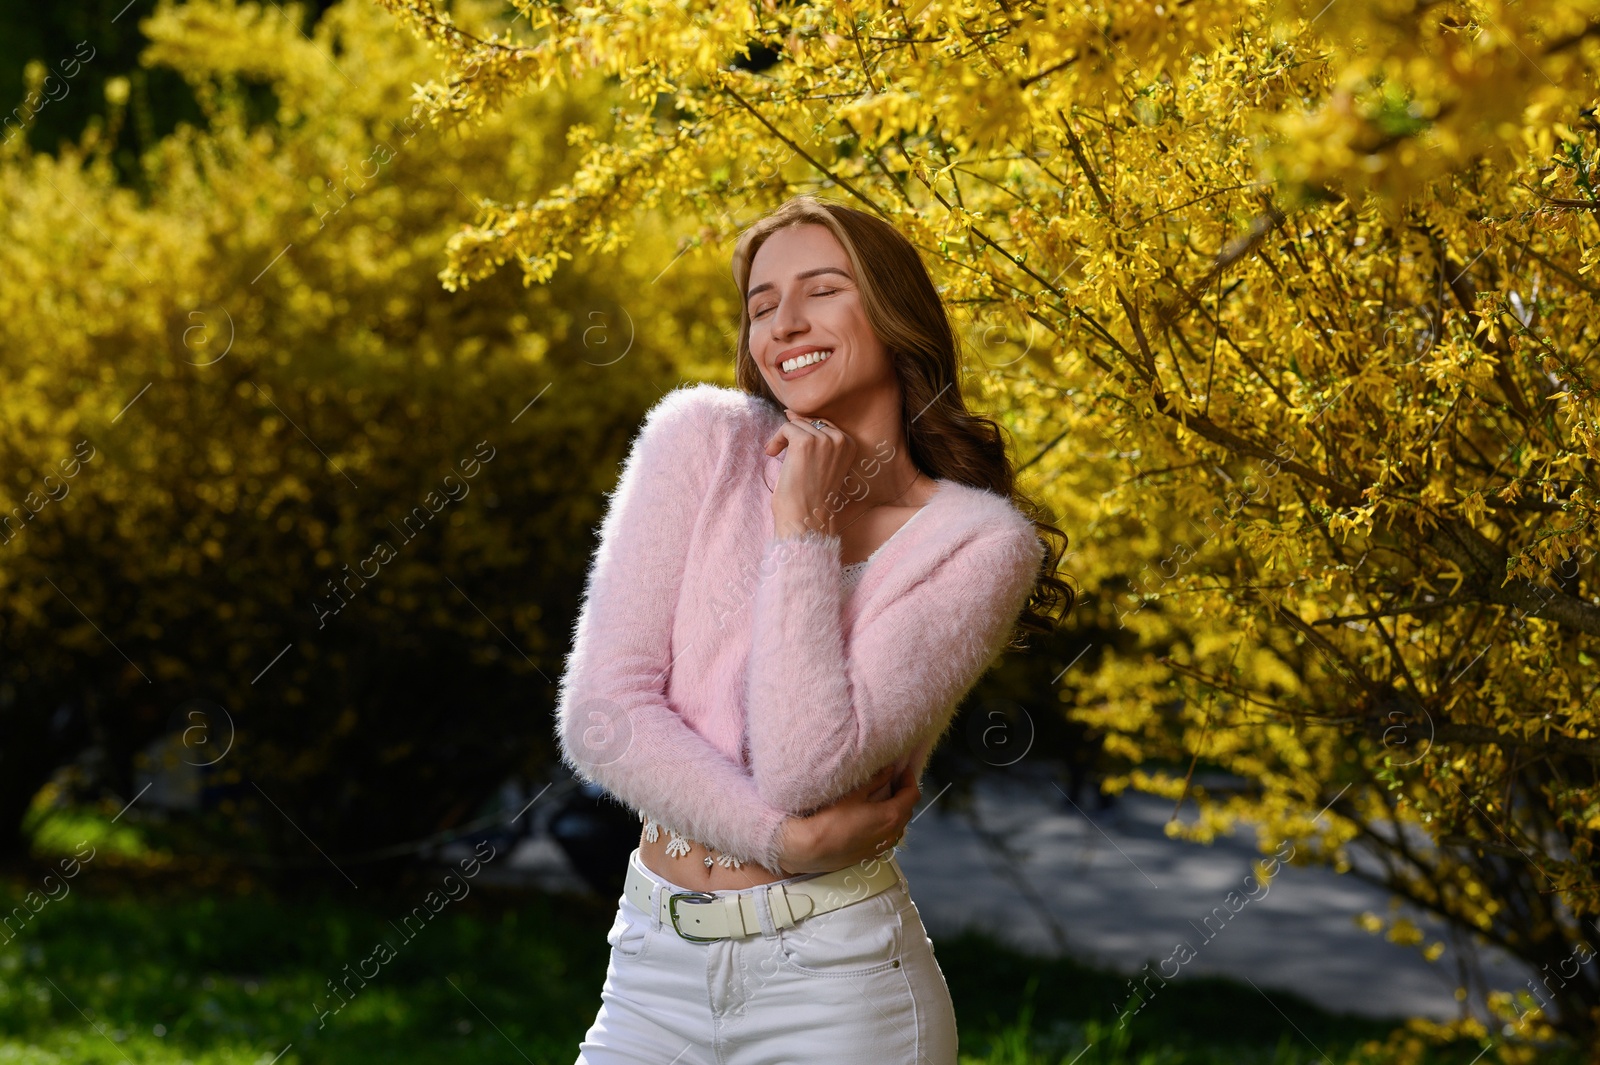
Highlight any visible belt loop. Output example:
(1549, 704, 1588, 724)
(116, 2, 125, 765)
(753, 885, 778, 939)
(767, 884, 796, 930)
(722, 894, 746, 937)
(649, 880, 663, 932)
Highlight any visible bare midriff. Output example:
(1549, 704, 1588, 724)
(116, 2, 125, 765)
(638, 831, 793, 890)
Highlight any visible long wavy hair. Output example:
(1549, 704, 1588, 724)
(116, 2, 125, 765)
(730, 194, 1075, 645)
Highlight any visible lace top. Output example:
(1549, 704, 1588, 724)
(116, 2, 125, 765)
(636, 546, 883, 863)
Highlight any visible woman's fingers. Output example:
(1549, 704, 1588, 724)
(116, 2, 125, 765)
(785, 407, 831, 431)
(764, 420, 798, 456)
(766, 410, 816, 455)
(890, 777, 919, 834)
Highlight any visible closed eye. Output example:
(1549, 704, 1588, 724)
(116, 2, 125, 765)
(750, 288, 841, 319)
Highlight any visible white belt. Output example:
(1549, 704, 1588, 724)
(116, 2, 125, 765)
(625, 853, 902, 942)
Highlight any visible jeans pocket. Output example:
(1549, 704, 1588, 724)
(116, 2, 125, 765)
(605, 897, 652, 961)
(778, 887, 904, 978)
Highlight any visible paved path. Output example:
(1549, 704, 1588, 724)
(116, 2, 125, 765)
(889, 769, 1530, 1021)
(491, 768, 1533, 1023)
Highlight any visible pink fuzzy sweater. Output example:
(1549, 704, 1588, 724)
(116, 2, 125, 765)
(554, 382, 1046, 874)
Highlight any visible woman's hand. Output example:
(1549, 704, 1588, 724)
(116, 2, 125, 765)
(765, 409, 860, 540)
(775, 763, 921, 876)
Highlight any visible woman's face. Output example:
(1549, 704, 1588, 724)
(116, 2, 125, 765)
(746, 223, 892, 414)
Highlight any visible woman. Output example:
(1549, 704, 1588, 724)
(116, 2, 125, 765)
(557, 194, 1072, 1064)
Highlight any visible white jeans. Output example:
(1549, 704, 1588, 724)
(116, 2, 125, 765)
(575, 847, 959, 1064)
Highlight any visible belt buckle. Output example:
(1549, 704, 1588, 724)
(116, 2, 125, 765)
(668, 891, 720, 942)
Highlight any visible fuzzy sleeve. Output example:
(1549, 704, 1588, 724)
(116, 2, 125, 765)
(554, 386, 792, 872)
(743, 516, 1044, 814)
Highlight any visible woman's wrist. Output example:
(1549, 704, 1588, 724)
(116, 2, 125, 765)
(775, 815, 814, 876)
(772, 506, 834, 541)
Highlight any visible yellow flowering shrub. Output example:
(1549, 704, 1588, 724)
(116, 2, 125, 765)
(378, 0, 1600, 1048)
(0, 0, 729, 866)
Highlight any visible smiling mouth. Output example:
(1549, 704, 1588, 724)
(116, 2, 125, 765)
(779, 349, 833, 374)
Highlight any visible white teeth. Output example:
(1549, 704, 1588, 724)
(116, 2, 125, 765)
(781, 349, 833, 373)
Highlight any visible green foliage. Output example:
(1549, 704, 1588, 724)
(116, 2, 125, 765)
(373, 0, 1600, 1048)
(0, 0, 733, 869)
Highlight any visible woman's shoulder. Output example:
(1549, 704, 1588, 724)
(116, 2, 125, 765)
(948, 488, 1047, 619)
(640, 382, 777, 453)
(644, 381, 772, 425)
(936, 479, 1039, 543)
(927, 480, 1046, 582)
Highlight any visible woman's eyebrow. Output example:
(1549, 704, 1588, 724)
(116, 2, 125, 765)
(747, 265, 853, 301)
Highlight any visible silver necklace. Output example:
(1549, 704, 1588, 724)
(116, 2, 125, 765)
(836, 470, 925, 537)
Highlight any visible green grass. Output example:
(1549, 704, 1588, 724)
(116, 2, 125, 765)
(0, 864, 614, 1065)
(20, 805, 147, 862)
(0, 812, 1578, 1065)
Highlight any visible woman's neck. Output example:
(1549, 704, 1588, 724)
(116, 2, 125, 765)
(789, 394, 924, 512)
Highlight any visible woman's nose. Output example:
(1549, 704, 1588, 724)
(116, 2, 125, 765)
(770, 294, 807, 339)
